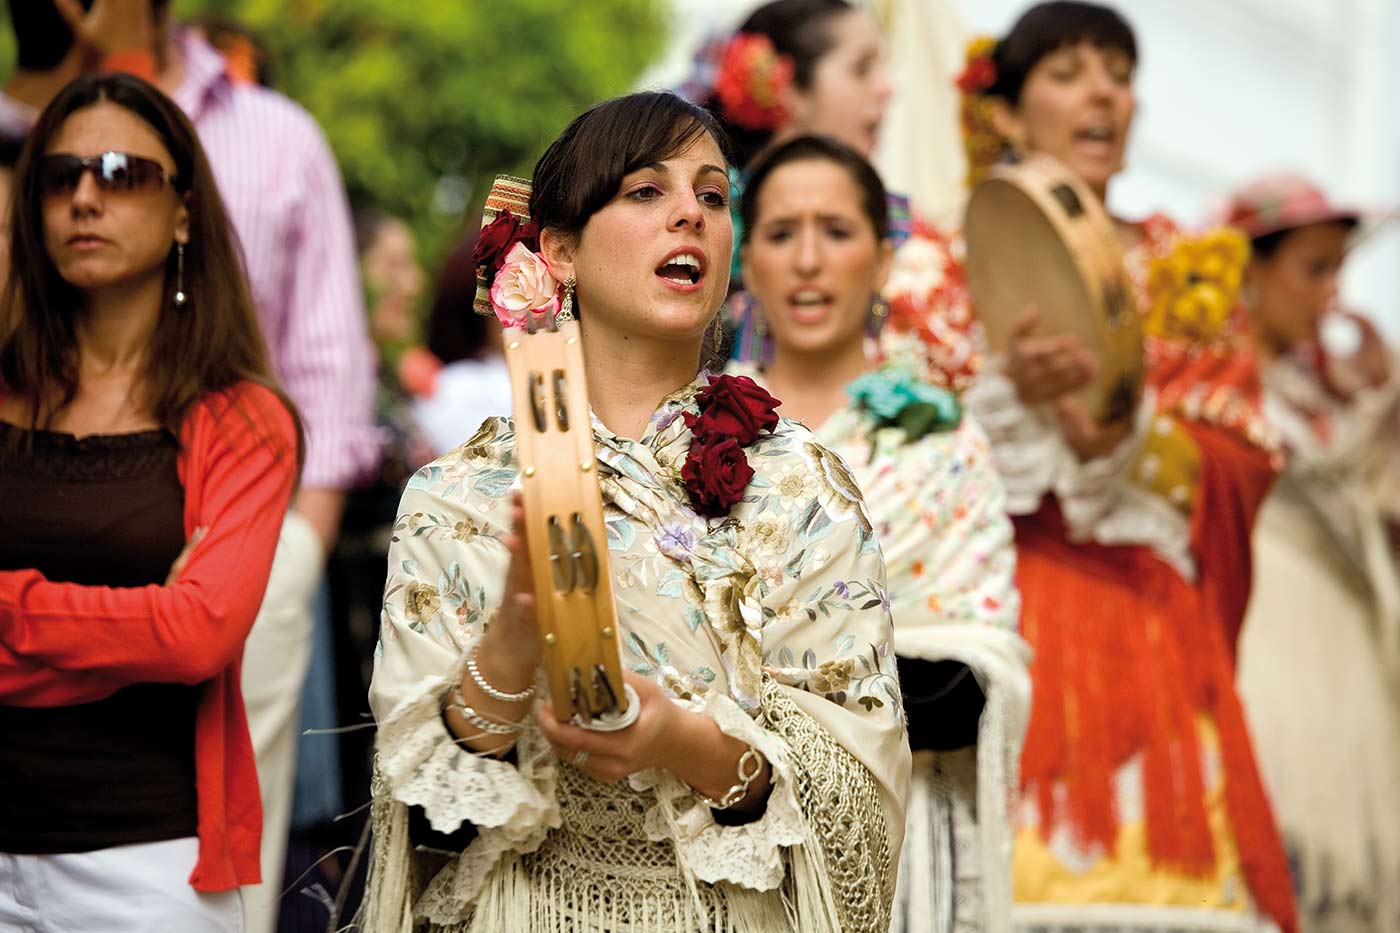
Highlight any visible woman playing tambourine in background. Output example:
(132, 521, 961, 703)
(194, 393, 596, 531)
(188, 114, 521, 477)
(361, 91, 909, 932)
(896, 2, 1299, 932)
(728, 134, 1032, 933)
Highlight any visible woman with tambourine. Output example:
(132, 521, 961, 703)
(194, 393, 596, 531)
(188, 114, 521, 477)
(360, 91, 909, 932)
(908, 3, 1300, 932)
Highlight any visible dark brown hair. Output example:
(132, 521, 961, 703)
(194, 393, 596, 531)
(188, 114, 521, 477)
(708, 0, 856, 167)
(740, 134, 888, 244)
(989, 1, 1138, 106)
(425, 231, 494, 363)
(530, 91, 730, 239)
(0, 72, 300, 466)
(1250, 220, 1357, 261)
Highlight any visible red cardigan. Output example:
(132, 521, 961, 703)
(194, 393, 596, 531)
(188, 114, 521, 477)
(0, 382, 297, 891)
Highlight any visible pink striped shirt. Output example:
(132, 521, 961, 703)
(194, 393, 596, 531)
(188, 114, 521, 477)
(170, 32, 380, 489)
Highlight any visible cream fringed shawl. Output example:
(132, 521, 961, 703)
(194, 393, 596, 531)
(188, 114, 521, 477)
(360, 378, 912, 932)
(816, 411, 1030, 933)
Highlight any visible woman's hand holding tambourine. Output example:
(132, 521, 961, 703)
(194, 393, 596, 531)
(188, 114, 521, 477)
(1055, 397, 1133, 462)
(1005, 306, 1132, 460)
(538, 672, 773, 819)
(1004, 306, 1099, 404)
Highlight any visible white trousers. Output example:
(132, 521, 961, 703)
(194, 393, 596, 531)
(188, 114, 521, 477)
(0, 838, 242, 932)
(238, 512, 322, 933)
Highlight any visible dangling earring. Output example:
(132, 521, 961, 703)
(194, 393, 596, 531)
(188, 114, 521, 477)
(557, 275, 576, 322)
(173, 242, 187, 309)
(753, 304, 768, 338)
(866, 295, 889, 337)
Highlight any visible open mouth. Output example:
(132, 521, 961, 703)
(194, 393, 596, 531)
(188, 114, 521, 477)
(655, 249, 705, 289)
(1073, 123, 1117, 150)
(788, 287, 834, 321)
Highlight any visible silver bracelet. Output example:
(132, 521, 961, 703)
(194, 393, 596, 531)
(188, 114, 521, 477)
(447, 689, 523, 736)
(466, 643, 536, 703)
(698, 747, 765, 810)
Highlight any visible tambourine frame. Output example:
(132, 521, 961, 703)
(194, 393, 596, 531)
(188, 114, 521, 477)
(504, 316, 632, 727)
(964, 153, 1143, 425)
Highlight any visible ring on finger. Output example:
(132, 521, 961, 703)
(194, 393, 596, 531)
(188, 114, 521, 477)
(572, 749, 589, 767)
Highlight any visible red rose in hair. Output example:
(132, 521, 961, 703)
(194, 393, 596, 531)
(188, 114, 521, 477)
(681, 436, 755, 517)
(715, 33, 793, 131)
(686, 374, 780, 445)
(473, 212, 539, 279)
(955, 57, 996, 94)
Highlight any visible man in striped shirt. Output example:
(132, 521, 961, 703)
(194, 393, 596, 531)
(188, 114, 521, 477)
(1, 3, 382, 930)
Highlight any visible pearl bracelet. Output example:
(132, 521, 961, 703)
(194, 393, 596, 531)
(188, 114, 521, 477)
(447, 689, 523, 736)
(466, 642, 537, 703)
(698, 747, 765, 810)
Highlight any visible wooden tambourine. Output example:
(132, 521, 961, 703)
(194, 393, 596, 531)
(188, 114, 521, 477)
(504, 314, 637, 730)
(963, 154, 1143, 424)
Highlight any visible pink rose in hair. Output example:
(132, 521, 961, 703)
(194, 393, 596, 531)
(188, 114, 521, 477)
(490, 242, 559, 328)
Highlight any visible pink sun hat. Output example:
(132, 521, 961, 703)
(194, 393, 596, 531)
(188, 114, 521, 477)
(1220, 174, 1363, 240)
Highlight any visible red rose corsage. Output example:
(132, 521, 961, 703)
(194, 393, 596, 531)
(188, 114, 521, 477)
(681, 374, 781, 517)
(715, 32, 794, 131)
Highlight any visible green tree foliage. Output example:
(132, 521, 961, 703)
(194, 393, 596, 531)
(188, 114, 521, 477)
(0, 0, 666, 258)
(179, 0, 666, 254)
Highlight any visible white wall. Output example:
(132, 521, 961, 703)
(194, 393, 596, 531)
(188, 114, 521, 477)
(643, 0, 1400, 332)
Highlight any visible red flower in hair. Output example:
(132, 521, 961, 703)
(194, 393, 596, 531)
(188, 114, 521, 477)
(715, 33, 794, 131)
(473, 212, 539, 280)
(955, 36, 999, 95)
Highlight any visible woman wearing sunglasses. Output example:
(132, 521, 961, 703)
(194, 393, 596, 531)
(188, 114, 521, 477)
(0, 73, 299, 930)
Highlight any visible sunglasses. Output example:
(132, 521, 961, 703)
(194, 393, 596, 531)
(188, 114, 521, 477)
(38, 151, 175, 198)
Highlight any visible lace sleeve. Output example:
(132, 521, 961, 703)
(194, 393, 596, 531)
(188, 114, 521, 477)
(627, 689, 806, 890)
(964, 368, 1195, 576)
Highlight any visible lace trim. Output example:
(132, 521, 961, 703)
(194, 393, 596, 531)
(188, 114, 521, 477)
(372, 656, 559, 922)
(629, 690, 805, 890)
(0, 421, 178, 482)
(761, 680, 894, 933)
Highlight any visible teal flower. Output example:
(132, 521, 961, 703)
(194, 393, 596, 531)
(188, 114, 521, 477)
(847, 370, 913, 420)
(847, 366, 961, 444)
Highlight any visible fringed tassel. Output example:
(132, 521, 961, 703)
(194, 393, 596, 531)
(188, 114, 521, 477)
(1137, 559, 1215, 875)
(1014, 508, 1215, 871)
(782, 835, 844, 933)
(466, 845, 787, 932)
(358, 791, 417, 933)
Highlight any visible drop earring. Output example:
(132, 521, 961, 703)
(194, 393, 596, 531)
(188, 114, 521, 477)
(866, 294, 889, 337)
(173, 242, 187, 309)
(557, 275, 576, 322)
